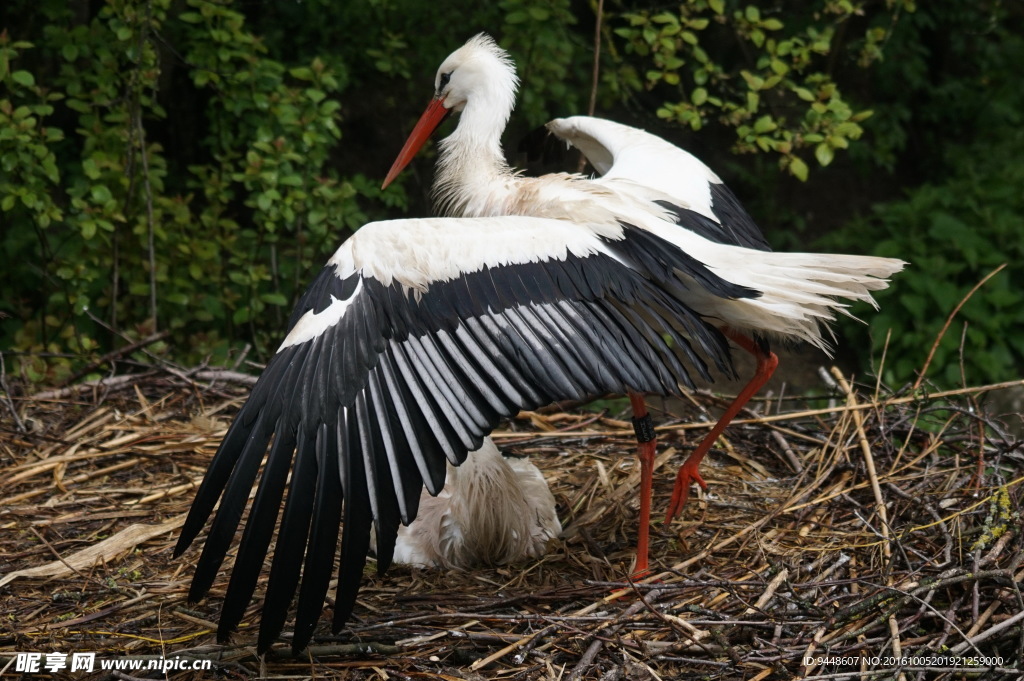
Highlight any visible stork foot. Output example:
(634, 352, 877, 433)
(665, 460, 708, 523)
(662, 327, 777, 523)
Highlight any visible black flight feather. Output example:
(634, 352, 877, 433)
(292, 422, 343, 654)
(256, 424, 318, 653)
(216, 424, 297, 639)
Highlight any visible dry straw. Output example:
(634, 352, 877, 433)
(2, 361, 1022, 679)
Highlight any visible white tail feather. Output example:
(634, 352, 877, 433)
(641, 217, 905, 353)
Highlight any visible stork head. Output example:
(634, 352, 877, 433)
(432, 33, 518, 114)
(383, 34, 519, 189)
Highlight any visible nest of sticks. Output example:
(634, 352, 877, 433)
(2, 363, 1022, 680)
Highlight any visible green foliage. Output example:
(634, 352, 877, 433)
(176, 0, 359, 338)
(3, 0, 1015, 393)
(611, 1, 913, 180)
(821, 129, 1024, 387)
(848, 3, 1012, 174)
(3, 0, 562, 381)
(499, 0, 582, 126)
(818, 3, 1024, 388)
(0, 36, 64, 230)
(0, 0, 388, 379)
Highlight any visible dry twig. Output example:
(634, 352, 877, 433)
(2, 368, 1021, 680)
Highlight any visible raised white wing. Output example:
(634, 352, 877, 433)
(546, 116, 772, 251)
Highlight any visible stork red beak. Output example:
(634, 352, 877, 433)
(382, 98, 451, 189)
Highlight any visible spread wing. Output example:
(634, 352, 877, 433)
(175, 214, 753, 653)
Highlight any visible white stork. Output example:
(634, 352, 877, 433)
(175, 34, 903, 656)
(175, 212, 745, 653)
(382, 32, 905, 557)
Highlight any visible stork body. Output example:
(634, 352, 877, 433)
(383, 34, 905, 557)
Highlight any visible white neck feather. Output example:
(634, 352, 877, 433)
(433, 58, 519, 218)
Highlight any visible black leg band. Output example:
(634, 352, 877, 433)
(631, 413, 656, 443)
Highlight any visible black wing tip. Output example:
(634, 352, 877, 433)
(216, 620, 238, 644)
(249, 634, 310, 657)
(653, 198, 772, 253)
(258, 631, 281, 656)
(186, 576, 213, 605)
(172, 536, 191, 558)
(616, 220, 761, 301)
(175, 501, 217, 558)
(331, 570, 363, 634)
(289, 631, 313, 656)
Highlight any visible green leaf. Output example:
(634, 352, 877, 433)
(794, 87, 815, 102)
(815, 143, 834, 167)
(828, 134, 850, 149)
(260, 292, 288, 306)
(11, 70, 35, 87)
(42, 158, 59, 182)
(90, 184, 112, 204)
(753, 115, 776, 133)
(691, 87, 708, 105)
(789, 156, 809, 181)
(740, 70, 764, 90)
(82, 157, 101, 179)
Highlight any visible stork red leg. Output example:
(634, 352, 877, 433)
(628, 391, 657, 578)
(665, 329, 779, 522)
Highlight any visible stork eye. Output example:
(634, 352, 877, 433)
(438, 72, 452, 91)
